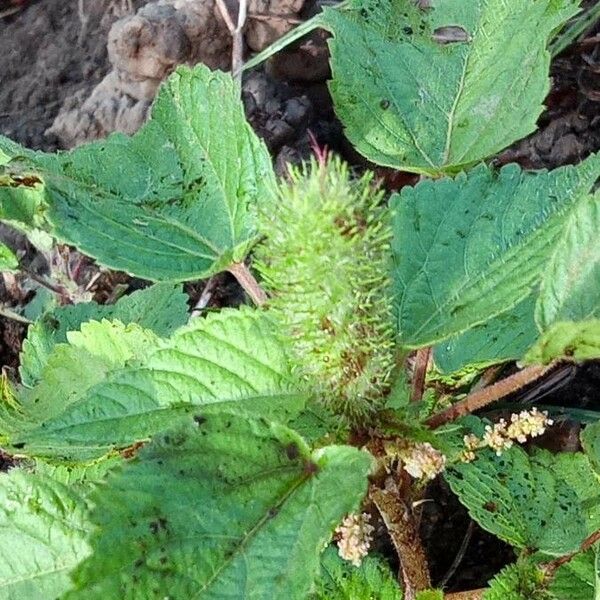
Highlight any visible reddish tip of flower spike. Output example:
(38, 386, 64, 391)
(307, 129, 329, 166)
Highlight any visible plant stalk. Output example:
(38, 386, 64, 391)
(425, 363, 557, 428)
(410, 347, 431, 403)
(227, 262, 268, 306)
(370, 485, 431, 600)
(445, 591, 485, 600)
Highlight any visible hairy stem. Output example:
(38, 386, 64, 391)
(410, 347, 431, 403)
(425, 363, 556, 429)
(370, 484, 431, 599)
(227, 262, 268, 306)
(445, 591, 485, 600)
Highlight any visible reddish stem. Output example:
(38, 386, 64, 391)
(227, 262, 268, 306)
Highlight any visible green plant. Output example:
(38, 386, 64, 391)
(0, 0, 599, 598)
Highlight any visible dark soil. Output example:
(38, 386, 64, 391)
(497, 18, 600, 170)
(0, 0, 600, 595)
(0, 0, 145, 151)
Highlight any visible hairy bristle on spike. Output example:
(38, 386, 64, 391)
(254, 156, 395, 421)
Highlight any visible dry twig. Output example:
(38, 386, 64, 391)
(439, 521, 474, 588)
(215, 0, 248, 82)
(0, 5, 22, 19)
(77, 0, 90, 45)
(191, 275, 221, 316)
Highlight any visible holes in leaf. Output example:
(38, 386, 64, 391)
(149, 516, 168, 535)
(433, 26, 470, 45)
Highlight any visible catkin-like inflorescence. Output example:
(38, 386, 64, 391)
(254, 156, 395, 420)
(334, 513, 374, 567)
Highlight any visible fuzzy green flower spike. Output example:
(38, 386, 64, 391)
(255, 155, 395, 420)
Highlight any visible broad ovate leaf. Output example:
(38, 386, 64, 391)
(549, 546, 600, 600)
(323, 0, 580, 175)
(316, 546, 403, 600)
(19, 283, 188, 387)
(67, 414, 373, 599)
(482, 558, 547, 600)
(550, 452, 600, 536)
(392, 156, 600, 347)
(0, 64, 274, 281)
(32, 456, 124, 486)
(581, 420, 600, 479)
(0, 320, 162, 439)
(537, 193, 600, 328)
(0, 470, 91, 600)
(9, 308, 305, 460)
(433, 293, 538, 373)
(445, 446, 589, 555)
(523, 320, 600, 364)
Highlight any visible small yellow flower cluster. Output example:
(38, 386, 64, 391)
(461, 408, 554, 461)
(507, 407, 553, 443)
(402, 442, 447, 481)
(482, 420, 514, 456)
(461, 433, 480, 463)
(335, 513, 374, 567)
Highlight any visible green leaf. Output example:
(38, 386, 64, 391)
(66, 319, 161, 365)
(19, 283, 188, 387)
(0, 169, 47, 233)
(32, 455, 124, 486)
(483, 558, 549, 600)
(537, 193, 600, 328)
(0, 243, 18, 271)
(550, 452, 600, 536)
(0, 320, 162, 438)
(323, 0, 580, 175)
(445, 447, 588, 555)
(22, 287, 56, 322)
(0, 64, 274, 282)
(391, 157, 600, 348)
(549, 546, 600, 600)
(581, 421, 600, 479)
(0, 470, 91, 600)
(315, 546, 402, 600)
(10, 308, 305, 460)
(433, 293, 538, 373)
(523, 320, 600, 364)
(68, 414, 374, 599)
